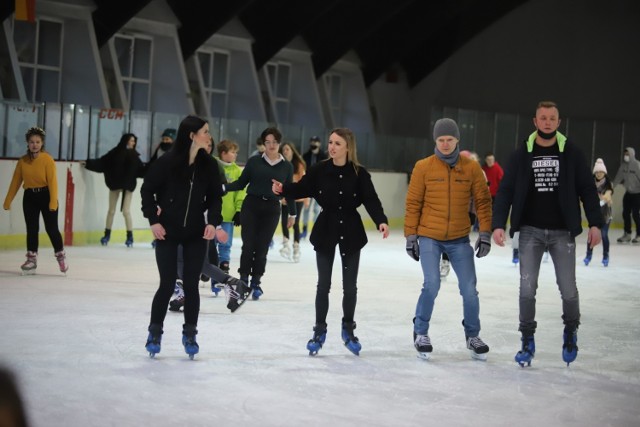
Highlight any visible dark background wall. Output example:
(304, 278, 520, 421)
(371, 0, 640, 141)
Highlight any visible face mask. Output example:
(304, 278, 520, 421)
(624, 155, 630, 162)
(537, 129, 557, 140)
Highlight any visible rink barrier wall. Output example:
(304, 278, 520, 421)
(0, 160, 407, 250)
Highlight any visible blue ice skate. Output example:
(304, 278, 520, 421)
(100, 229, 111, 246)
(145, 324, 163, 358)
(515, 335, 535, 367)
(306, 323, 327, 356)
(602, 255, 609, 267)
(341, 321, 361, 356)
(251, 283, 263, 300)
(562, 330, 578, 366)
(583, 252, 592, 266)
(512, 248, 519, 265)
(182, 324, 199, 360)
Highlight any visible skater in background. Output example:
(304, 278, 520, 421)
(405, 118, 492, 361)
(0, 366, 30, 427)
(482, 152, 504, 204)
(82, 133, 145, 247)
(278, 142, 307, 262)
(225, 127, 295, 301)
(273, 127, 389, 356)
(492, 101, 603, 367)
(3, 126, 68, 274)
(149, 128, 176, 163)
(141, 115, 226, 359)
(250, 137, 265, 158)
(214, 139, 245, 279)
(611, 147, 640, 243)
(300, 136, 327, 239)
(584, 159, 613, 266)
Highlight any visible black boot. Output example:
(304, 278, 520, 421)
(125, 230, 133, 247)
(100, 228, 111, 246)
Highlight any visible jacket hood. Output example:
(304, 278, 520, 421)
(625, 147, 636, 160)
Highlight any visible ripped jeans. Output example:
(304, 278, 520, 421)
(518, 225, 579, 334)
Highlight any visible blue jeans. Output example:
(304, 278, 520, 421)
(518, 226, 579, 334)
(216, 221, 234, 264)
(414, 236, 481, 337)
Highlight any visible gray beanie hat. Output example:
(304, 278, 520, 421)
(433, 118, 460, 141)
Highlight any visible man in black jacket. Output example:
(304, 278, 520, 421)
(492, 101, 603, 367)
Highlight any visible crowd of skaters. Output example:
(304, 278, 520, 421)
(3, 100, 640, 366)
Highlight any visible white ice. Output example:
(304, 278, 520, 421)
(0, 231, 639, 427)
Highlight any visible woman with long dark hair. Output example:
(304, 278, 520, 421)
(278, 142, 306, 262)
(83, 133, 145, 247)
(140, 115, 226, 359)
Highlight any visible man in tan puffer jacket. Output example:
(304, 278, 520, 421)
(405, 118, 492, 361)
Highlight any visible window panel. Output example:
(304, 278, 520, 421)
(275, 101, 288, 123)
(267, 64, 277, 90)
(37, 20, 62, 67)
(114, 37, 132, 77)
(276, 64, 290, 98)
(198, 52, 211, 87)
(132, 38, 151, 79)
(212, 52, 228, 90)
(13, 20, 36, 63)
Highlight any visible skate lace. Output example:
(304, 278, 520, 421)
(467, 336, 487, 349)
(415, 335, 431, 346)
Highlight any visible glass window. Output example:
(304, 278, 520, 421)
(13, 20, 36, 63)
(37, 20, 62, 67)
(198, 51, 211, 87)
(114, 36, 133, 78)
(132, 38, 151, 79)
(130, 82, 149, 111)
(212, 52, 228, 90)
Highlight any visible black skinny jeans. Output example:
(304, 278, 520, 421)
(622, 192, 640, 234)
(280, 201, 304, 242)
(315, 249, 361, 325)
(239, 195, 281, 282)
(22, 189, 64, 253)
(150, 234, 206, 327)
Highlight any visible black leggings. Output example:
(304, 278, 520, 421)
(150, 235, 206, 326)
(22, 189, 64, 253)
(315, 249, 361, 325)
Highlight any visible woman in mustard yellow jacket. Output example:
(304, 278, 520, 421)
(3, 127, 68, 274)
(404, 118, 492, 361)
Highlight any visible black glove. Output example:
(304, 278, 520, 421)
(405, 234, 419, 261)
(233, 212, 241, 226)
(475, 232, 491, 258)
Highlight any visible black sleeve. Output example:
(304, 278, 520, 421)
(140, 158, 166, 225)
(205, 157, 224, 227)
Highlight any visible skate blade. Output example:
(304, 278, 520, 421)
(470, 351, 488, 361)
(416, 352, 431, 360)
(21, 269, 36, 276)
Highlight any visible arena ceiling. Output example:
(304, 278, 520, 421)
(4, 0, 530, 87)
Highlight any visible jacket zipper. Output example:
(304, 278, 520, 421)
(446, 167, 451, 239)
(183, 171, 195, 227)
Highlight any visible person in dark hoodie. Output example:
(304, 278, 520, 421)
(492, 101, 603, 367)
(82, 133, 145, 247)
(150, 128, 176, 163)
(140, 115, 226, 359)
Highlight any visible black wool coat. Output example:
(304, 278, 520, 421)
(282, 160, 388, 255)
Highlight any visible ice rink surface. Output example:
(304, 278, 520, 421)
(0, 231, 638, 427)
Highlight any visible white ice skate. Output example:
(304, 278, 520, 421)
(20, 251, 37, 275)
